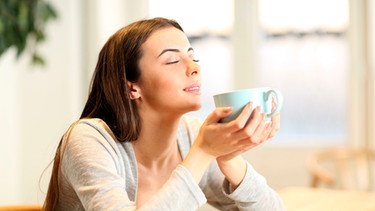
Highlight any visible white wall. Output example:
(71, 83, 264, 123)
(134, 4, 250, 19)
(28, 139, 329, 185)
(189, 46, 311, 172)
(0, 0, 149, 205)
(0, 0, 84, 204)
(0, 51, 22, 203)
(367, 0, 375, 150)
(233, 0, 375, 190)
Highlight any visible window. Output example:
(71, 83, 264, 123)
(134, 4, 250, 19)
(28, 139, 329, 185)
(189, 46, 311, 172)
(148, 0, 350, 146)
(258, 0, 349, 144)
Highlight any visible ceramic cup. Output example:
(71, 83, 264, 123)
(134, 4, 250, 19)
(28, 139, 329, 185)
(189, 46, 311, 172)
(213, 88, 283, 123)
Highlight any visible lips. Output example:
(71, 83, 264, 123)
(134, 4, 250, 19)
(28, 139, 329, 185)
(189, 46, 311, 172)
(183, 82, 201, 94)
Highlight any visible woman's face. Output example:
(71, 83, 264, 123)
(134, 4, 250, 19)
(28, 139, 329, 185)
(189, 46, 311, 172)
(135, 27, 202, 116)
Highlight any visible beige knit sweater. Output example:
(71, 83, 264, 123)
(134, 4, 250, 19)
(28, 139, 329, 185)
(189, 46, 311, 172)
(55, 116, 285, 210)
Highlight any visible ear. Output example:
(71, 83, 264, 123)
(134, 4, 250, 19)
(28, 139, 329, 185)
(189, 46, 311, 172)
(127, 81, 141, 100)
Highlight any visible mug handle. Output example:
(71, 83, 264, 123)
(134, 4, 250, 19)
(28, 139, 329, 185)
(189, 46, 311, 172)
(264, 89, 283, 118)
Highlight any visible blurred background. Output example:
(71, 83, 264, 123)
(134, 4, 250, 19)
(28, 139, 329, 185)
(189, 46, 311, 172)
(0, 0, 374, 209)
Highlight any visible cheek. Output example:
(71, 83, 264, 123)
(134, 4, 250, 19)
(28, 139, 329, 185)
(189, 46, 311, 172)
(143, 75, 169, 91)
(140, 84, 178, 110)
(141, 75, 180, 101)
(138, 61, 184, 101)
(146, 69, 182, 90)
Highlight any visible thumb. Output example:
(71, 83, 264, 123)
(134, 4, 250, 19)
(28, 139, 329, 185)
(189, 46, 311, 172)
(206, 107, 233, 124)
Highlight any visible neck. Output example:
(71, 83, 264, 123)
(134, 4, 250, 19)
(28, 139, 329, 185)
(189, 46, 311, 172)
(132, 115, 182, 168)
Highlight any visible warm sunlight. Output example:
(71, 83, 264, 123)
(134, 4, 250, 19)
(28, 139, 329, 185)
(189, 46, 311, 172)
(259, 0, 349, 32)
(148, 0, 233, 35)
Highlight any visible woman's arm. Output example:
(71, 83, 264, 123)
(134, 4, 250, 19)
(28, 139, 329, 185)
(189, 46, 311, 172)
(200, 159, 285, 211)
(192, 100, 284, 210)
(216, 100, 281, 189)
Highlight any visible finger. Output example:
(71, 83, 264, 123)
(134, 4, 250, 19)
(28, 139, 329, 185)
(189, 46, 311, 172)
(271, 113, 280, 130)
(231, 116, 274, 150)
(261, 122, 274, 141)
(226, 102, 253, 130)
(268, 113, 280, 138)
(225, 103, 255, 132)
(229, 108, 264, 140)
(246, 116, 268, 144)
(205, 107, 233, 124)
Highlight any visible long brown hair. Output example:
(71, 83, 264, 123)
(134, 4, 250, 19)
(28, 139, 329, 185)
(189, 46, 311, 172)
(43, 17, 184, 210)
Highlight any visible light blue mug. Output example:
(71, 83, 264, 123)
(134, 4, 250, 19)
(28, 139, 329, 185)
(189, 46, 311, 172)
(213, 88, 283, 123)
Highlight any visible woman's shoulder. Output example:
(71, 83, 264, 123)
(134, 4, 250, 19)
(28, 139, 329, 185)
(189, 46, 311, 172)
(69, 118, 116, 139)
(62, 118, 118, 151)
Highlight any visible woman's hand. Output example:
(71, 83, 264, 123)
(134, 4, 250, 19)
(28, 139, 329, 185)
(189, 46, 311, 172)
(217, 98, 281, 161)
(195, 102, 271, 159)
(183, 99, 280, 185)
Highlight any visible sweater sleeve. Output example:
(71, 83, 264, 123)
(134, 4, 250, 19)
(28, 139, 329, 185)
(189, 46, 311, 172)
(221, 162, 286, 211)
(60, 120, 206, 211)
(199, 161, 284, 211)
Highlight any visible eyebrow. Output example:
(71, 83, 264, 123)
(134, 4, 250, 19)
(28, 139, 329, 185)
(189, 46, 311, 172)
(158, 47, 194, 57)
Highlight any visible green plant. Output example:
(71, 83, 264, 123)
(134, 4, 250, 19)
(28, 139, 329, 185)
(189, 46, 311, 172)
(0, 0, 58, 65)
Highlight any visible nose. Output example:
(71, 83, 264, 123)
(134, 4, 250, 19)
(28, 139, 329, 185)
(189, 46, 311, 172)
(186, 60, 200, 76)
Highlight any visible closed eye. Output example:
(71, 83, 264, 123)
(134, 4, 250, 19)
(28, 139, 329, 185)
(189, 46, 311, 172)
(166, 60, 180, 64)
(167, 59, 198, 64)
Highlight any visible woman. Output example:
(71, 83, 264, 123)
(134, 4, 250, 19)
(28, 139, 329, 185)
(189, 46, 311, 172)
(43, 17, 284, 210)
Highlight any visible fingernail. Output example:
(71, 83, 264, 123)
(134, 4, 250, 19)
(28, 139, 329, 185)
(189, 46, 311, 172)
(223, 106, 232, 112)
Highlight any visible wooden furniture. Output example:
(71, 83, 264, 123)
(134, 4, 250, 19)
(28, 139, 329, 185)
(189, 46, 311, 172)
(0, 205, 42, 211)
(278, 186, 375, 211)
(308, 147, 375, 191)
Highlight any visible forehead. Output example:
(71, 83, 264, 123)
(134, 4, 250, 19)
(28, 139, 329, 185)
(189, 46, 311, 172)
(142, 27, 190, 54)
